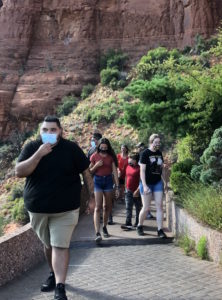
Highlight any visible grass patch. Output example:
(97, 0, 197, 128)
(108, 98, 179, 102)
(196, 236, 208, 260)
(179, 182, 222, 231)
(177, 233, 196, 256)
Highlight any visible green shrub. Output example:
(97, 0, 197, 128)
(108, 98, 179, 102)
(100, 68, 120, 86)
(136, 47, 170, 79)
(8, 182, 24, 201)
(210, 27, 222, 57)
(169, 171, 190, 194)
(100, 49, 128, 71)
(176, 135, 197, 162)
(81, 84, 95, 100)
(190, 165, 202, 181)
(171, 158, 194, 175)
(178, 233, 196, 255)
(193, 34, 208, 54)
(118, 91, 132, 102)
(10, 198, 29, 224)
(191, 127, 222, 186)
(84, 97, 123, 124)
(56, 96, 78, 117)
(196, 236, 208, 260)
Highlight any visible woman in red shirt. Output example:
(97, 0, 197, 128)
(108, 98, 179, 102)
(117, 144, 129, 201)
(90, 138, 119, 243)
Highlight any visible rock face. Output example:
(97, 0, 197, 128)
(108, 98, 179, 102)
(0, 0, 221, 138)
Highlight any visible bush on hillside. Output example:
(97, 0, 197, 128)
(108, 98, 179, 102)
(100, 68, 120, 86)
(100, 49, 128, 71)
(81, 84, 95, 100)
(10, 197, 29, 224)
(7, 182, 24, 202)
(56, 96, 78, 117)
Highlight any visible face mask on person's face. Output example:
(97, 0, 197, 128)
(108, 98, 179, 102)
(91, 140, 96, 147)
(99, 149, 108, 154)
(41, 133, 57, 145)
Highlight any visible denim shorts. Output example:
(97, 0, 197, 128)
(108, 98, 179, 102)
(139, 180, 163, 195)
(93, 174, 114, 192)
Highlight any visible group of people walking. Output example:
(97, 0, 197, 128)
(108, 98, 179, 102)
(87, 131, 167, 241)
(15, 115, 167, 300)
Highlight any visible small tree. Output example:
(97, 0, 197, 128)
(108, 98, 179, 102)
(191, 126, 222, 186)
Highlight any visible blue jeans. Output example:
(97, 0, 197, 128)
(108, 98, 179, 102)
(139, 180, 163, 195)
(93, 174, 113, 192)
(125, 190, 142, 225)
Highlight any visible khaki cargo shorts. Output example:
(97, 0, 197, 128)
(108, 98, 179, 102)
(28, 209, 79, 249)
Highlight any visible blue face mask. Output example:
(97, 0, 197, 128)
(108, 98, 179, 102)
(41, 133, 57, 145)
(91, 141, 96, 147)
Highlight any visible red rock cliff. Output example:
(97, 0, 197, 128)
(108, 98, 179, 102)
(0, 0, 221, 137)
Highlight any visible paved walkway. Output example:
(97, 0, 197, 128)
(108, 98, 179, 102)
(1, 202, 222, 300)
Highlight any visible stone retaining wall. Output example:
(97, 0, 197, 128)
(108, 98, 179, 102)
(0, 223, 44, 287)
(166, 191, 222, 265)
(0, 185, 89, 287)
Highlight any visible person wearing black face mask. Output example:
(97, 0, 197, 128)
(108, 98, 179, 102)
(121, 153, 141, 228)
(89, 138, 119, 243)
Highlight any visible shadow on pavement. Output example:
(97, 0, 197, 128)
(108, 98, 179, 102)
(70, 237, 174, 249)
(67, 285, 131, 300)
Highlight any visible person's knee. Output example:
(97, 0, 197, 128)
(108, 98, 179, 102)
(52, 246, 68, 251)
(95, 206, 102, 213)
(103, 204, 110, 213)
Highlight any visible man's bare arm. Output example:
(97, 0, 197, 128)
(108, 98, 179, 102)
(82, 168, 95, 214)
(15, 144, 52, 178)
(82, 168, 94, 196)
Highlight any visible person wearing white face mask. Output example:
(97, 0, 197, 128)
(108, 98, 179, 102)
(15, 116, 95, 300)
(87, 132, 102, 159)
(137, 133, 167, 238)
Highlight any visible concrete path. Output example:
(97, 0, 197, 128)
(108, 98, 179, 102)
(1, 201, 222, 300)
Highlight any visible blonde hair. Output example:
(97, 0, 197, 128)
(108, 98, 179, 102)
(149, 133, 160, 145)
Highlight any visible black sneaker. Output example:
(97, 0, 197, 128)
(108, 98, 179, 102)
(125, 221, 133, 229)
(95, 232, 102, 244)
(121, 223, 133, 230)
(41, 271, 56, 292)
(54, 283, 67, 300)
(137, 225, 144, 236)
(103, 226, 109, 237)
(157, 229, 167, 238)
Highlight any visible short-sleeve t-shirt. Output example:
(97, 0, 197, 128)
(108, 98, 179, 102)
(17, 138, 89, 213)
(140, 149, 163, 185)
(125, 165, 140, 192)
(90, 152, 114, 176)
(117, 153, 128, 180)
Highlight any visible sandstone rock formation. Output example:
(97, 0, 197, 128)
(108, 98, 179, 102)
(0, 0, 221, 138)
